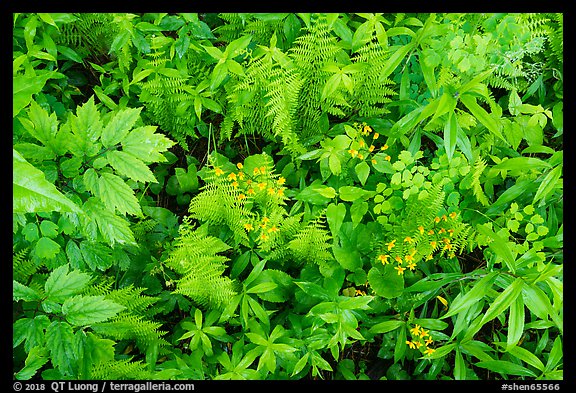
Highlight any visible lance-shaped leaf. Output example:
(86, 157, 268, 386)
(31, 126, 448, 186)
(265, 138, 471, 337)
(460, 94, 507, 144)
(62, 295, 125, 326)
(476, 225, 517, 273)
(105, 150, 157, 184)
(13, 149, 82, 214)
(480, 277, 524, 325)
(441, 272, 498, 319)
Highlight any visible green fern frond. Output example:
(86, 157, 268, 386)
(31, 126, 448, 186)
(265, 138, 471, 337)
(92, 312, 168, 351)
(56, 13, 118, 58)
(287, 216, 332, 266)
(471, 157, 490, 207)
(13, 247, 39, 283)
(90, 358, 152, 380)
(165, 221, 237, 310)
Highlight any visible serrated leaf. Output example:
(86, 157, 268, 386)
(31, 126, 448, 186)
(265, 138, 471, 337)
(106, 150, 157, 183)
(62, 295, 125, 326)
(44, 264, 92, 303)
(14, 346, 50, 380)
(13, 280, 42, 302)
(80, 241, 113, 271)
(96, 173, 142, 216)
(82, 197, 136, 246)
(13, 316, 50, 352)
(101, 107, 142, 148)
(45, 321, 76, 376)
(13, 71, 58, 117)
(34, 236, 61, 260)
(13, 149, 82, 214)
(122, 126, 176, 164)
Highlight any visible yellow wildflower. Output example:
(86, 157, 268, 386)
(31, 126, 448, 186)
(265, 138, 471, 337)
(371, 159, 377, 165)
(382, 144, 389, 150)
(246, 179, 253, 185)
(348, 149, 358, 157)
(277, 177, 286, 185)
(386, 239, 396, 250)
(426, 254, 433, 261)
(428, 229, 435, 235)
(359, 140, 365, 147)
(418, 226, 425, 235)
(442, 214, 448, 222)
(404, 236, 413, 244)
(442, 237, 450, 244)
(238, 194, 246, 201)
(424, 347, 436, 356)
(407, 261, 417, 271)
(355, 289, 366, 296)
(363, 125, 372, 134)
(228, 172, 237, 181)
(405, 254, 414, 263)
(232, 181, 239, 188)
(373, 132, 380, 140)
(394, 265, 406, 275)
(438, 228, 446, 234)
(448, 229, 454, 237)
(247, 188, 255, 195)
(419, 329, 430, 338)
(236, 162, 244, 169)
(434, 216, 441, 224)
(253, 167, 260, 175)
(214, 167, 224, 176)
(449, 212, 458, 219)
(358, 153, 364, 160)
(268, 225, 278, 233)
(430, 241, 437, 248)
(385, 155, 391, 161)
(258, 182, 266, 190)
(244, 223, 254, 232)
(395, 256, 403, 264)
(410, 324, 421, 336)
(414, 340, 423, 349)
(277, 188, 285, 197)
(377, 254, 390, 264)
(268, 187, 275, 195)
(237, 172, 245, 180)
(259, 166, 266, 174)
(425, 337, 434, 346)
(406, 340, 417, 349)
(260, 233, 269, 241)
(262, 217, 270, 224)
(443, 243, 453, 251)
(368, 145, 375, 152)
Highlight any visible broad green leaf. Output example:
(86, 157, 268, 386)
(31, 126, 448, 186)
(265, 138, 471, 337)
(460, 94, 506, 143)
(246, 282, 278, 294)
(521, 282, 555, 322)
(82, 197, 136, 246)
(13, 280, 42, 302)
(350, 201, 368, 228)
(476, 225, 516, 273)
(545, 336, 562, 372)
(101, 107, 142, 148)
(326, 203, 346, 236)
(96, 173, 142, 216)
(80, 241, 113, 271)
(62, 295, 125, 326)
(210, 62, 228, 90)
(507, 345, 545, 372)
(422, 343, 456, 359)
(367, 265, 404, 299)
(39, 220, 59, 238)
(294, 281, 333, 301)
(13, 149, 82, 214)
(45, 321, 76, 376)
(369, 320, 405, 334)
(122, 126, 176, 164)
(14, 346, 49, 380)
(34, 236, 61, 260)
(106, 150, 157, 183)
(492, 157, 551, 171)
(321, 73, 342, 101)
(355, 161, 370, 185)
(13, 315, 50, 352)
(441, 272, 498, 319)
(480, 277, 524, 325)
(13, 71, 59, 117)
(381, 41, 416, 80)
(475, 360, 538, 377)
(44, 264, 92, 303)
(443, 111, 458, 161)
(506, 294, 525, 350)
(413, 318, 449, 331)
(533, 165, 562, 206)
(338, 186, 373, 202)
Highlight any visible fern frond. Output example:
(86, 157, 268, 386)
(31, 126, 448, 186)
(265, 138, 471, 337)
(287, 216, 332, 266)
(92, 312, 168, 351)
(165, 221, 237, 310)
(13, 247, 39, 283)
(471, 157, 490, 207)
(90, 358, 152, 380)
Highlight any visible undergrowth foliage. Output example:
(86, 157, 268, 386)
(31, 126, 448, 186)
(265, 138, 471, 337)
(13, 12, 563, 382)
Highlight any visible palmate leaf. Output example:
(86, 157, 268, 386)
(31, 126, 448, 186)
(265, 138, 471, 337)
(13, 149, 82, 214)
(62, 295, 125, 326)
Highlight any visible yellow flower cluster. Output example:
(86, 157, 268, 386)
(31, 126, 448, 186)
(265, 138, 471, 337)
(212, 163, 287, 201)
(406, 324, 436, 356)
(375, 211, 462, 274)
(348, 122, 391, 165)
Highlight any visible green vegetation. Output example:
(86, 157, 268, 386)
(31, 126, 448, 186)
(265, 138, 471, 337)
(13, 12, 563, 381)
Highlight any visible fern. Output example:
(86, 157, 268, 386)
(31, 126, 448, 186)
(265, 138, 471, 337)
(92, 312, 168, 351)
(13, 247, 39, 284)
(164, 219, 237, 310)
(471, 157, 490, 207)
(90, 358, 152, 380)
(57, 13, 118, 59)
(287, 216, 332, 267)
